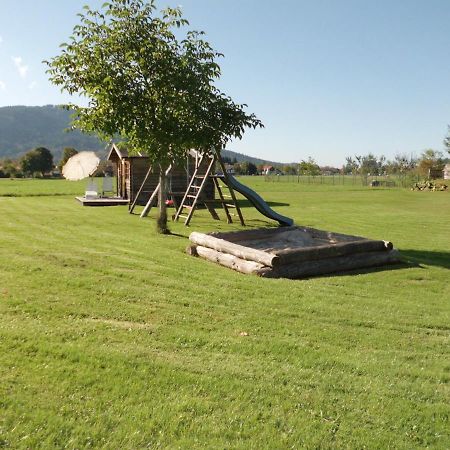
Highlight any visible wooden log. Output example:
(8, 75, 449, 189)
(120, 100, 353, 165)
(186, 244, 198, 256)
(189, 232, 277, 267)
(209, 226, 376, 247)
(194, 246, 265, 274)
(274, 239, 393, 265)
(257, 249, 401, 279)
(209, 226, 297, 243)
(297, 226, 368, 243)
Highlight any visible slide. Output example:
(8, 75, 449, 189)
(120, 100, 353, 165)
(221, 175, 294, 227)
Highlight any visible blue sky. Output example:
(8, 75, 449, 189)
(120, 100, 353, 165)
(1, 0, 450, 166)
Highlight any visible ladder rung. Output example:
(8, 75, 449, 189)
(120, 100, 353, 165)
(225, 203, 236, 208)
(191, 185, 201, 189)
(194, 175, 206, 179)
(187, 195, 197, 199)
(181, 205, 192, 210)
(177, 214, 189, 219)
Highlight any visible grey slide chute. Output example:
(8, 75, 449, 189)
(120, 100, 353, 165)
(221, 175, 294, 227)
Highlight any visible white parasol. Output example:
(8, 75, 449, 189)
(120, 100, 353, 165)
(62, 151, 100, 181)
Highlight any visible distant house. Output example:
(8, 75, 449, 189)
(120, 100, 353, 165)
(262, 165, 283, 175)
(444, 164, 450, 180)
(429, 167, 445, 179)
(224, 163, 235, 175)
(262, 165, 273, 175)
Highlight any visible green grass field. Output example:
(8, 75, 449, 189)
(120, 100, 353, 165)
(0, 177, 449, 449)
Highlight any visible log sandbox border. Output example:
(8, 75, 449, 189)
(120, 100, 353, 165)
(187, 227, 401, 279)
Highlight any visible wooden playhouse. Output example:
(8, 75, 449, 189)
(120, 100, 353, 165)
(107, 144, 214, 207)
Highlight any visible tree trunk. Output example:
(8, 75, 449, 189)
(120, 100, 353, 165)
(157, 164, 170, 234)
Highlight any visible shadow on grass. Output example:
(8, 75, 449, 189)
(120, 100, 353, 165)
(400, 250, 450, 270)
(305, 250, 450, 280)
(0, 193, 73, 197)
(236, 199, 290, 208)
(316, 261, 415, 280)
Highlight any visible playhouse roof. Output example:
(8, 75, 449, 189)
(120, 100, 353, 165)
(107, 143, 147, 161)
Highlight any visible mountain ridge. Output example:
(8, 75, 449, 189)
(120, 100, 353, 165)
(0, 105, 281, 166)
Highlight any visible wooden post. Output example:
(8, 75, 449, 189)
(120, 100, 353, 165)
(140, 165, 172, 218)
(129, 163, 152, 213)
(215, 148, 245, 226)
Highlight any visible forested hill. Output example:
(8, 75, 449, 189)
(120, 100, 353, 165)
(221, 149, 279, 167)
(0, 105, 105, 159)
(0, 105, 279, 165)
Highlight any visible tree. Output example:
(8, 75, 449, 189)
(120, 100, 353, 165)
(282, 164, 297, 175)
(298, 157, 320, 176)
(0, 159, 21, 178)
(444, 126, 450, 155)
(46, 0, 262, 233)
(239, 161, 257, 175)
(355, 153, 381, 176)
(20, 147, 53, 177)
(417, 149, 445, 176)
(58, 147, 78, 171)
(385, 154, 416, 175)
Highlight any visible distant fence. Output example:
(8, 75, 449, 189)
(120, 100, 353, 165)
(264, 173, 422, 188)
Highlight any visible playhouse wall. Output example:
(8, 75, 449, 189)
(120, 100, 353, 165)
(127, 158, 214, 206)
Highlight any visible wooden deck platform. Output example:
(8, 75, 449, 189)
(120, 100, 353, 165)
(76, 196, 129, 207)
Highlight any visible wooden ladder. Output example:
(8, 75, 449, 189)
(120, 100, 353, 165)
(212, 153, 244, 226)
(174, 150, 244, 226)
(174, 153, 218, 226)
(209, 176, 239, 224)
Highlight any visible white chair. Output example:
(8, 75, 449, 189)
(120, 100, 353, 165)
(85, 178, 98, 199)
(102, 175, 114, 197)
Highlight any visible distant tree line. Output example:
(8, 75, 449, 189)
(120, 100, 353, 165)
(0, 147, 78, 178)
(1, 146, 448, 180)
(229, 149, 449, 179)
(342, 150, 448, 178)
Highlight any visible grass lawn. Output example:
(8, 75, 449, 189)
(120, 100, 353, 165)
(0, 177, 449, 449)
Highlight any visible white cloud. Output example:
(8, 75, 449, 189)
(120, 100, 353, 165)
(0, 80, 5, 90)
(28, 81, 37, 90)
(0, 35, 3, 44)
(12, 56, 29, 79)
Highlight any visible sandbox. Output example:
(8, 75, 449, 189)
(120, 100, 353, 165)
(187, 226, 401, 279)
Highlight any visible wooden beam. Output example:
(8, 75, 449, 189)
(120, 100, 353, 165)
(140, 183, 159, 218)
(215, 149, 245, 226)
(129, 163, 152, 213)
(140, 165, 172, 218)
